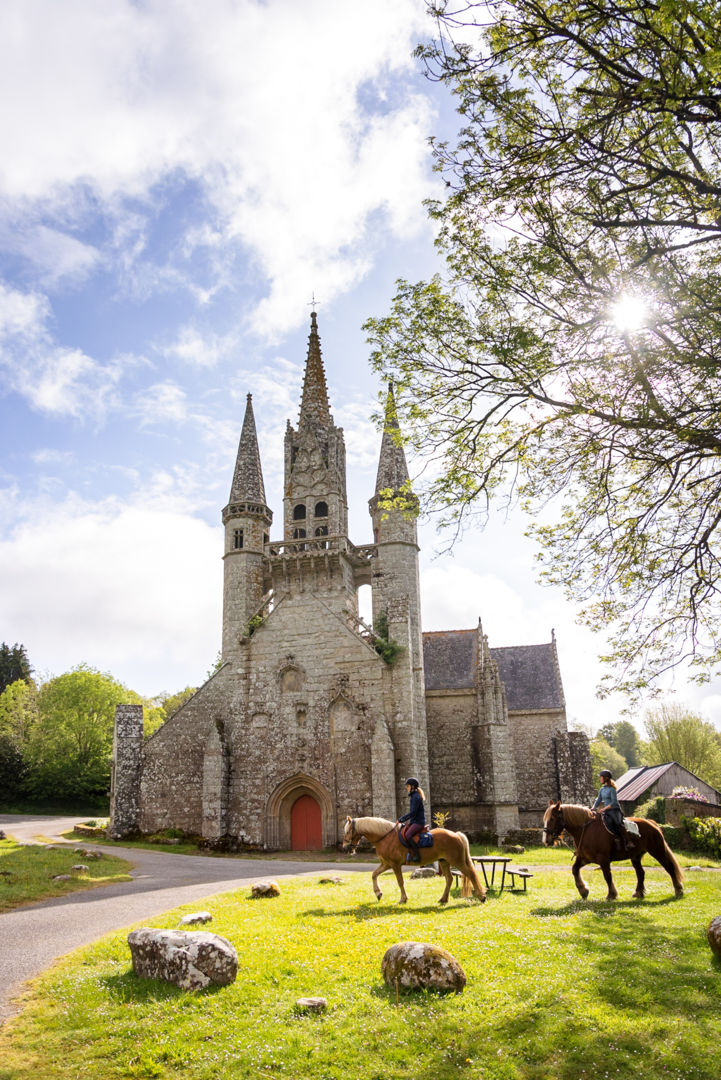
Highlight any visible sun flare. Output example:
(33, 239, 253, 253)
(610, 294, 648, 332)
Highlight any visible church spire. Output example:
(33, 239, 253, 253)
(229, 394, 266, 503)
(298, 311, 332, 431)
(375, 382, 411, 495)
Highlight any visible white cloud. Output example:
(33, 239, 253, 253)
(0, 281, 120, 417)
(0, 489, 222, 694)
(136, 381, 189, 425)
(0, 0, 436, 333)
(0, 222, 100, 285)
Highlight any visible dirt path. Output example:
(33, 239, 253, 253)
(0, 814, 375, 1024)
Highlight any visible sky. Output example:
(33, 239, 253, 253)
(1, 0, 720, 732)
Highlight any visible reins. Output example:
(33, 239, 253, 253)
(348, 818, 398, 854)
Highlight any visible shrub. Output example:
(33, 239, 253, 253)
(685, 816, 721, 859)
(635, 796, 666, 823)
(658, 823, 684, 849)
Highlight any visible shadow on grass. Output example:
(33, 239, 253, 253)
(531, 893, 683, 918)
(301, 899, 484, 921)
(98, 970, 224, 1003)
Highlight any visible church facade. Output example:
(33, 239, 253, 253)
(110, 314, 592, 848)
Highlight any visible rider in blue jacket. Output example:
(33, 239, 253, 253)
(593, 769, 634, 851)
(398, 777, 426, 863)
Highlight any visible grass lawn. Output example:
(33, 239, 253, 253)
(0, 838, 132, 913)
(0, 864, 718, 1080)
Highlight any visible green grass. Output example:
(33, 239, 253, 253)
(0, 865, 719, 1079)
(0, 838, 132, 912)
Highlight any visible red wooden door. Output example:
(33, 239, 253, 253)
(291, 794, 322, 850)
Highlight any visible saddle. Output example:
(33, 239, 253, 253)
(399, 825, 433, 849)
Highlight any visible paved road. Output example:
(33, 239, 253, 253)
(0, 814, 374, 1024)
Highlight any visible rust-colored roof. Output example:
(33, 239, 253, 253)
(616, 763, 673, 802)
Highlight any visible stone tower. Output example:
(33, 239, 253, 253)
(369, 384, 430, 812)
(221, 394, 273, 659)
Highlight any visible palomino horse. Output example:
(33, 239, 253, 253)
(343, 816, 486, 904)
(543, 801, 684, 901)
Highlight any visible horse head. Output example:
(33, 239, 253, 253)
(342, 815, 358, 852)
(542, 800, 564, 846)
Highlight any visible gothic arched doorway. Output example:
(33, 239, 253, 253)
(265, 774, 334, 849)
(291, 793, 322, 849)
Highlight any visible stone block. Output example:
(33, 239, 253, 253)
(127, 928, 238, 991)
(381, 941, 466, 993)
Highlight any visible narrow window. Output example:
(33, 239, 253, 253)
(233, 528, 244, 550)
(315, 525, 328, 537)
(293, 503, 306, 521)
(292, 527, 306, 539)
(315, 500, 328, 518)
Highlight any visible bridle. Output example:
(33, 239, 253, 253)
(344, 817, 398, 855)
(542, 806, 566, 846)
(543, 805, 596, 852)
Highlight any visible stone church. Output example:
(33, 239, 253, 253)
(110, 313, 591, 848)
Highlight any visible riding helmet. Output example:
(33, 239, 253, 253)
(405, 777, 419, 789)
(599, 769, 613, 780)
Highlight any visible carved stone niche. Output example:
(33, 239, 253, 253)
(279, 664, 305, 693)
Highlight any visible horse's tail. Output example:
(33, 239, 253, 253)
(642, 819, 685, 894)
(456, 830, 486, 900)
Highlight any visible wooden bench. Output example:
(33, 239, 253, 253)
(450, 867, 533, 893)
(505, 868, 533, 892)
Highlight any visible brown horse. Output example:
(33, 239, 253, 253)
(543, 801, 684, 901)
(343, 816, 486, 904)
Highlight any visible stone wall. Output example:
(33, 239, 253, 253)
(507, 709, 567, 825)
(109, 704, 144, 839)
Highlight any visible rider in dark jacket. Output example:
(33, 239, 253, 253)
(398, 777, 426, 863)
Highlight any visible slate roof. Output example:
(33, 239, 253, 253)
(229, 394, 267, 503)
(422, 630, 564, 711)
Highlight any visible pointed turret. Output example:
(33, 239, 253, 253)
(221, 393, 272, 660)
(374, 383, 411, 496)
(230, 394, 267, 503)
(283, 311, 348, 540)
(298, 311, 332, 432)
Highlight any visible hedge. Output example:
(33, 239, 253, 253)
(685, 816, 721, 859)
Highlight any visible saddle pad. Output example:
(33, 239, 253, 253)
(624, 819, 641, 838)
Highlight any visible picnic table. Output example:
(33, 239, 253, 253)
(472, 855, 512, 892)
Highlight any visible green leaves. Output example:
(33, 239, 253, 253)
(368, 0, 721, 698)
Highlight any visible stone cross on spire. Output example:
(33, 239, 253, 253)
(298, 310, 332, 431)
(375, 382, 411, 495)
(229, 393, 267, 502)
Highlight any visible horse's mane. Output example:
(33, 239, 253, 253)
(561, 804, 595, 826)
(353, 816, 395, 840)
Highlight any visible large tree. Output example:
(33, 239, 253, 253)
(366, 0, 721, 697)
(598, 720, 645, 768)
(0, 643, 32, 695)
(644, 702, 721, 786)
(26, 665, 131, 801)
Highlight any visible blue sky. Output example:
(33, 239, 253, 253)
(1, 0, 718, 730)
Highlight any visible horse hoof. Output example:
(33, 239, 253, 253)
(438, 898, 448, 905)
(398, 898, 407, 905)
(675, 888, 684, 898)
(376, 894, 382, 902)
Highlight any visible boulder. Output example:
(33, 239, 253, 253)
(251, 880, 280, 898)
(0, 830, 5, 840)
(411, 867, 437, 879)
(71, 864, 89, 873)
(127, 928, 238, 991)
(318, 876, 343, 884)
(502, 844, 525, 854)
(295, 997, 327, 1013)
(51, 874, 72, 881)
(707, 916, 721, 958)
(179, 911, 213, 926)
(381, 942, 466, 993)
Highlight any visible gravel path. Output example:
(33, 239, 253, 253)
(0, 814, 374, 1024)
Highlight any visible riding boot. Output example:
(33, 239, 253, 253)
(409, 841, 421, 863)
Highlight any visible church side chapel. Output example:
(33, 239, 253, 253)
(110, 313, 592, 849)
